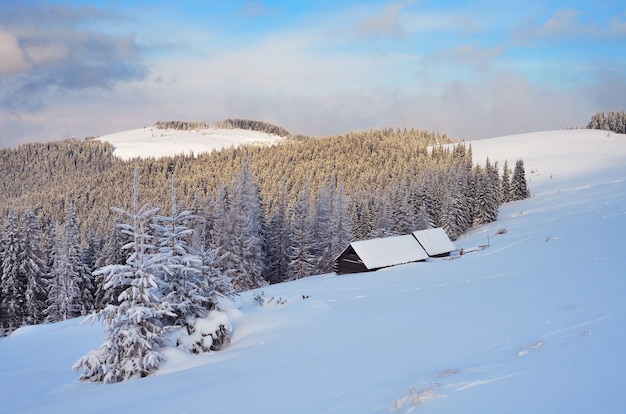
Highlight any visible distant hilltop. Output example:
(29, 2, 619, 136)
(153, 119, 291, 137)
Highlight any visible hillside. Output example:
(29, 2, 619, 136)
(1, 129, 625, 413)
(0, 125, 452, 241)
(96, 126, 285, 161)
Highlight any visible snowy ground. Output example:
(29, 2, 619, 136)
(96, 127, 284, 160)
(2, 129, 626, 413)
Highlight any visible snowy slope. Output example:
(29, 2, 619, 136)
(1, 129, 626, 413)
(96, 127, 285, 160)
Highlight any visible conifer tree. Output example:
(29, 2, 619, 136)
(93, 222, 128, 309)
(73, 169, 170, 383)
(472, 165, 499, 225)
(265, 179, 291, 284)
(0, 211, 25, 333)
(440, 174, 470, 240)
(287, 181, 316, 280)
(19, 209, 48, 326)
(413, 204, 430, 232)
(152, 174, 204, 328)
(62, 204, 94, 315)
(209, 183, 241, 287)
(370, 205, 393, 239)
(330, 183, 353, 259)
(512, 159, 530, 201)
(312, 182, 334, 274)
(190, 215, 233, 307)
(389, 182, 415, 235)
(223, 161, 266, 290)
(45, 221, 81, 322)
(500, 160, 512, 204)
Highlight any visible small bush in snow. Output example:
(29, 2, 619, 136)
(253, 291, 287, 307)
(173, 311, 232, 354)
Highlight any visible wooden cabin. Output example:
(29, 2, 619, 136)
(333, 234, 429, 275)
(334, 228, 455, 275)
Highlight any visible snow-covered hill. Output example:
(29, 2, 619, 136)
(96, 127, 285, 160)
(1, 129, 626, 413)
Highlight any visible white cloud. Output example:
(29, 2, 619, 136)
(0, 29, 30, 75)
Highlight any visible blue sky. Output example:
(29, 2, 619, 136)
(0, 0, 625, 147)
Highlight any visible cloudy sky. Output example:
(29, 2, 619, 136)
(0, 0, 625, 148)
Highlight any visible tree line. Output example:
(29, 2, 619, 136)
(152, 118, 292, 138)
(586, 109, 626, 134)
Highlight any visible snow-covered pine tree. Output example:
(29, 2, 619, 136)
(330, 183, 352, 260)
(183, 215, 235, 353)
(413, 204, 430, 232)
(369, 205, 394, 239)
(440, 173, 470, 241)
(312, 181, 334, 274)
(73, 169, 170, 383)
(0, 210, 25, 333)
(512, 159, 530, 201)
(486, 158, 502, 207)
(45, 220, 81, 322)
(62, 204, 94, 315)
(208, 183, 242, 288)
(389, 181, 415, 235)
(500, 160, 512, 204)
(421, 170, 442, 228)
(286, 181, 316, 280)
(223, 160, 266, 290)
(264, 179, 291, 284)
(472, 164, 499, 225)
(82, 229, 102, 275)
(190, 214, 234, 307)
(19, 209, 47, 326)
(93, 220, 129, 309)
(152, 174, 204, 328)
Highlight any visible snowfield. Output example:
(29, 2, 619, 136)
(96, 127, 285, 160)
(1, 129, 626, 413)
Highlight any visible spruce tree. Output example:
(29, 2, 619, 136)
(73, 169, 169, 383)
(312, 182, 333, 274)
(45, 221, 81, 322)
(330, 183, 352, 259)
(265, 179, 291, 284)
(152, 174, 204, 328)
(512, 159, 530, 201)
(370, 205, 394, 239)
(0, 211, 25, 333)
(224, 161, 266, 290)
(93, 222, 128, 309)
(287, 181, 316, 280)
(63, 204, 94, 315)
(500, 160, 512, 204)
(190, 215, 233, 307)
(19, 209, 47, 326)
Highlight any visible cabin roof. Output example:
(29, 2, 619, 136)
(412, 227, 456, 256)
(350, 234, 429, 270)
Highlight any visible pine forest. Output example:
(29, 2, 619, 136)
(0, 121, 531, 359)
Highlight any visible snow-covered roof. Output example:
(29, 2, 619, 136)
(412, 228, 455, 256)
(350, 234, 429, 270)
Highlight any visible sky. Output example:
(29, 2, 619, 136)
(0, 0, 625, 148)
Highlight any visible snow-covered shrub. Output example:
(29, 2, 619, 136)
(172, 310, 232, 354)
(253, 290, 287, 307)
